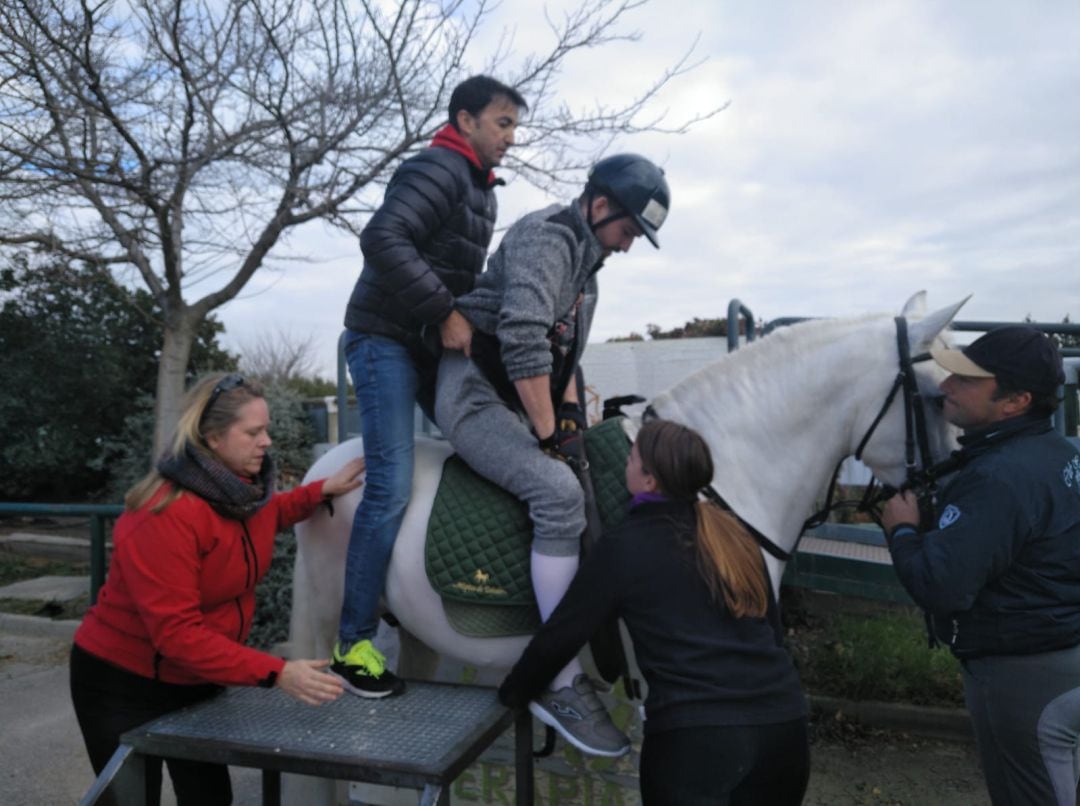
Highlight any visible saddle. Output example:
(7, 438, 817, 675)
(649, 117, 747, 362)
(424, 416, 632, 637)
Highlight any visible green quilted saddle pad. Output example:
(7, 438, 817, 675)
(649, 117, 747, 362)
(425, 417, 633, 636)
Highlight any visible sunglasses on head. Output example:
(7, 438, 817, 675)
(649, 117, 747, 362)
(206, 373, 245, 411)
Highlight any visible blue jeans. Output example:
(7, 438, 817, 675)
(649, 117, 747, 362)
(338, 332, 418, 644)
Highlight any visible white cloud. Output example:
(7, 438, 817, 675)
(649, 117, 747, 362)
(218, 0, 1080, 377)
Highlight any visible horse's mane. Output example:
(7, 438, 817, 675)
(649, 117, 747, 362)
(653, 312, 895, 424)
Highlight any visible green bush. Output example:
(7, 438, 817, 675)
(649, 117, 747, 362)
(784, 591, 965, 707)
(0, 257, 235, 502)
(263, 382, 318, 488)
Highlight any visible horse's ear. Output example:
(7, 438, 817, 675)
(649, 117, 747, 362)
(900, 291, 927, 318)
(907, 296, 971, 350)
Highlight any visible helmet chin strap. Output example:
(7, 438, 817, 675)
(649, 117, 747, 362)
(585, 190, 630, 234)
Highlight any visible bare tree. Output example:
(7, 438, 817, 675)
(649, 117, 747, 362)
(237, 329, 320, 385)
(0, 0, 717, 449)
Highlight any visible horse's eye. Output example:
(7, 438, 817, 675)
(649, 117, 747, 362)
(929, 395, 945, 411)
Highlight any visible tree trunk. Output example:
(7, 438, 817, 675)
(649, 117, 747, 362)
(153, 311, 198, 455)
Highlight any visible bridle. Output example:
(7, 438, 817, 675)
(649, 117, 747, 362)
(693, 316, 951, 563)
(805, 316, 944, 536)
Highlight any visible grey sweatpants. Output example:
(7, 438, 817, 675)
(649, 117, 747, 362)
(434, 351, 585, 557)
(963, 642, 1080, 806)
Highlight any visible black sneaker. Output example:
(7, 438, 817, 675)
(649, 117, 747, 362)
(529, 675, 630, 757)
(330, 639, 405, 698)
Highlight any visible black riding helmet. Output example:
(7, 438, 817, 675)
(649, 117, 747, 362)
(585, 153, 670, 247)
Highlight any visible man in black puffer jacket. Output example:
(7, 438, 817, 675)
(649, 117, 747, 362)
(883, 326, 1080, 806)
(333, 76, 527, 698)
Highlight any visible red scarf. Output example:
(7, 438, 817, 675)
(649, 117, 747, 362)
(431, 123, 496, 185)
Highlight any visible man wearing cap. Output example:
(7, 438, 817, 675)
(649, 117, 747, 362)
(882, 325, 1080, 806)
(434, 154, 671, 758)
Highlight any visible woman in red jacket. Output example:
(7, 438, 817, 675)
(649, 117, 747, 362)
(70, 372, 362, 805)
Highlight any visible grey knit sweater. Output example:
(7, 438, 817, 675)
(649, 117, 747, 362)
(456, 201, 603, 381)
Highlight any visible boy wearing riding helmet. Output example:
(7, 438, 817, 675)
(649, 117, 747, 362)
(435, 154, 670, 756)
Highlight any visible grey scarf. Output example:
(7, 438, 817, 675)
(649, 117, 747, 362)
(157, 444, 275, 521)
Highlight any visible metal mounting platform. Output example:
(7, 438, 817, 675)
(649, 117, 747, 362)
(80, 680, 530, 806)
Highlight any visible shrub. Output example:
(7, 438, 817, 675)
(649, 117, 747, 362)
(784, 589, 965, 708)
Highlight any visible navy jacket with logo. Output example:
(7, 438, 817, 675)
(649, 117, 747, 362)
(889, 414, 1080, 659)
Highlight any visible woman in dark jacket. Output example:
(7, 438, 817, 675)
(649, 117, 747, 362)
(499, 419, 809, 805)
(71, 373, 363, 805)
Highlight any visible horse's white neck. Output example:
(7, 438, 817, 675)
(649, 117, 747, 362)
(649, 316, 896, 554)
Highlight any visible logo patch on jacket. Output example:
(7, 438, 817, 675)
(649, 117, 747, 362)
(938, 504, 962, 529)
(1064, 456, 1080, 491)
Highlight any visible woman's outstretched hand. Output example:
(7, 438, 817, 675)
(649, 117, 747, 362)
(321, 456, 366, 498)
(276, 659, 344, 705)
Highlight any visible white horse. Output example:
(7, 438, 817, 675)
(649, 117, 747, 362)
(290, 293, 965, 672)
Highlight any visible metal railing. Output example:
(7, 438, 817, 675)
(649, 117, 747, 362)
(0, 502, 122, 604)
(726, 298, 757, 351)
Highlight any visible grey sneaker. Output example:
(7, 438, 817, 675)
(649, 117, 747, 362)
(528, 674, 631, 757)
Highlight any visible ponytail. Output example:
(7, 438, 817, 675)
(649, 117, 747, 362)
(636, 419, 769, 618)
(694, 500, 769, 618)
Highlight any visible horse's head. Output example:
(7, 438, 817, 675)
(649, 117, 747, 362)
(854, 292, 967, 489)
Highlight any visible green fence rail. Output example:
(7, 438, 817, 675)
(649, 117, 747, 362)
(0, 503, 123, 605)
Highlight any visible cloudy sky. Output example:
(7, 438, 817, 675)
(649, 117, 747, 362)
(218, 0, 1080, 377)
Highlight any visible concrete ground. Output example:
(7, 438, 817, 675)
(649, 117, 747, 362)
(1, 614, 89, 805)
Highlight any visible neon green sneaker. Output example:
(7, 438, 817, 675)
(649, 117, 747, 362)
(330, 639, 405, 698)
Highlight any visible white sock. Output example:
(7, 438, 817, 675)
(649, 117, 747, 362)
(530, 549, 585, 690)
